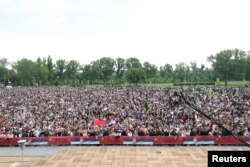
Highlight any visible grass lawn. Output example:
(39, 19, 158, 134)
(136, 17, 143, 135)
(140, 81, 250, 88)
(140, 83, 173, 87)
(80, 81, 250, 88)
(218, 81, 250, 87)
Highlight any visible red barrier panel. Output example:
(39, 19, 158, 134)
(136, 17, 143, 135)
(100, 136, 123, 145)
(215, 136, 244, 145)
(48, 136, 71, 145)
(30, 137, 48, 142)
(134, 136, 152, 140)
(78, 136, 98, 139)
(0, 136, 249, 146)
(0, 138, 19, 146)
(79, 136, 99, 140)
(153, 136, 184, 145)
(123, 136, 134, 141)
(184, 136, 216, 141)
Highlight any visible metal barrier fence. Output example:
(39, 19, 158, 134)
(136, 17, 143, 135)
(0, 136, 249, 146)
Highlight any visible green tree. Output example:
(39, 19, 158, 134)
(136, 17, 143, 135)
(98, 57, 115, 82)
(230, 49, 247, 80)
(246, 54, 250, 84)
(65, 60, 80, 79)
(115, 57, 125, 80)
(159, 64, 173, 82)
(55, 59, 67, 81)
(143, 61, 158, 79)
(200, 67, 214, 82)
(35, 57, 49, 85)
(125, 67, 146, 85)
(0, 58, 8, 67)
(199, 64, 208, 81)
(0, 58, 8, 85)
(13, 58, 37, 86)
(174, 63, 189, 82)
(126, 57, 142, 69)
(208, 50, 232, 86)
(47, 55, 54, 83)
(91, 60, 103, 84)
(7, 69, 19, 86)
(81, 64, 92, 84)
(208, 49, 247, 86)
(190, 61, 199, 82)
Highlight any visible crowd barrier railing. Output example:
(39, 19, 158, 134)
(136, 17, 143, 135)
(0, 137, 19, 146)
(0, 136, 249, 146)
(154, 136, 184, 145)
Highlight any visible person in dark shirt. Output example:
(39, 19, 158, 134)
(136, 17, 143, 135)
(147, 129, 153, 136)
(89, 131, 95, 136)
(190, 128, 197, 136)
(138, 129, 145, 136)
(43, 130, 50, 137)
(170, 129, 177, 136)
(200, 129, 209, 136)
(103, 130, 109, 136)
(164, 129, 169, 136)
(121, 130, 127, 136)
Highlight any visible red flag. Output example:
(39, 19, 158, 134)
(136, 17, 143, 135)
(94, 118, 106, 126)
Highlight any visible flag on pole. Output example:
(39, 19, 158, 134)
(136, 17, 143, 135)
(208, 88, 213, 97)
(93, 117, 116, 126)
(235, 88, 239, 96)
(93, 118, 106, 126)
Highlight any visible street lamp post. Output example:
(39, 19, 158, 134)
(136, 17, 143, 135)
(18, 140, 26, 167)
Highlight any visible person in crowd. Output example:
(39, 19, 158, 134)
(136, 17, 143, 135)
(0, 86, 249, 137)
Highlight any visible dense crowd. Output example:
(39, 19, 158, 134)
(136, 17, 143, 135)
(0, 86, 250, 138)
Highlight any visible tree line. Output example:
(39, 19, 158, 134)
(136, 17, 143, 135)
(0, 48, 250, 86)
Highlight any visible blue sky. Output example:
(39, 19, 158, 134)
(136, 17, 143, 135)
(0, 0, 250, 67)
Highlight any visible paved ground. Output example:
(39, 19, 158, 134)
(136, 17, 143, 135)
(0, 146, 249, 167)
(0, 146, 68, 167)
(0, 146, 68, 157)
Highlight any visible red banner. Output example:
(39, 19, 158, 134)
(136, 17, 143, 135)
(153, 136, 184, 144)
(0, 136, 248, 146)
(0, 138, 19, 146)
(215, 136, 244, 145)
(48, 136, 71, 145)
(100, 136, 123, 145)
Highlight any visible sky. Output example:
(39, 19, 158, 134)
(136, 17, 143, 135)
(0, 0, 250, 68)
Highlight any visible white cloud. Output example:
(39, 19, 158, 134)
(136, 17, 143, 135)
(32, 12, 69, 26)
(75, 16, 113, 27)
(17, 0, 78, 12)
(0, 0, 10, 4)
(1, 0, 250, 68)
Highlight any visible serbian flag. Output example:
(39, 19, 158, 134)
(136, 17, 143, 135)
(106, 119, 116, 126)
(94, 118, 106, 126)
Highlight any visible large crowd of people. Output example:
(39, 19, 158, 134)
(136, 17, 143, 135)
(0, 86, 250, 138)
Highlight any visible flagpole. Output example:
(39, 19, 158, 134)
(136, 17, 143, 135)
(88, 117, 95, 130)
